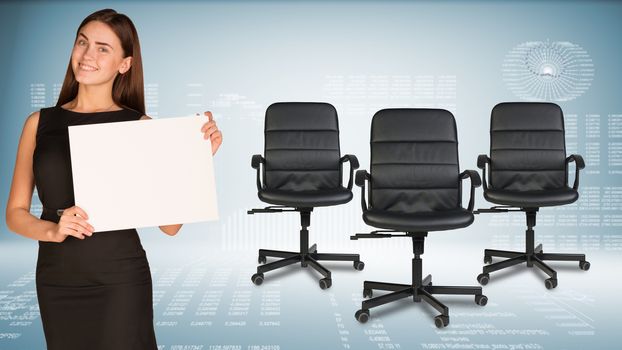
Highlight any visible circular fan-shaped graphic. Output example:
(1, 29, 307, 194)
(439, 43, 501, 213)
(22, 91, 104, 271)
(502, 41, 594, 101)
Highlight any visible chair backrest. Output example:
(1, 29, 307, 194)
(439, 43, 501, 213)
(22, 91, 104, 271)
(264, 102, 342, 191)
(489, 102, 567, 191)
(370, 109, 460, 213)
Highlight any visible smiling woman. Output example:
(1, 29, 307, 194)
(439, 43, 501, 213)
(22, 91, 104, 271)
(57, 11, 144, 114)
(4, 8, 222, 350)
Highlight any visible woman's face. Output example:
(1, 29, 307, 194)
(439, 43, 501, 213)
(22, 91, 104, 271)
(71, 20, 132, 86)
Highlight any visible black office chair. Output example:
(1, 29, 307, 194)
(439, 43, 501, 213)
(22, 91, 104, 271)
(352, 109, 486, 328)
(475, 102, 590, 289)
(248, 102, 364, 289)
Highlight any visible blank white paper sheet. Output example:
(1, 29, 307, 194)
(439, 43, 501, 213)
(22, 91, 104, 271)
(68, 115, 218, 232)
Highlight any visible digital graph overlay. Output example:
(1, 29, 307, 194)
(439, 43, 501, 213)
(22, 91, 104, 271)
(502, 40, 594, 102)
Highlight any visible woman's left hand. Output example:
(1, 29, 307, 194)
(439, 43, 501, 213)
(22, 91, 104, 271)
(200, 111, 222, 155)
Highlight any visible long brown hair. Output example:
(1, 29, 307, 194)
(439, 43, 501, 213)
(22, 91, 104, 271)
(56, 9, 145, 115)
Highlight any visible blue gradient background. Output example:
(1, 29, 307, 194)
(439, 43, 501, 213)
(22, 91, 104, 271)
(1, 1, 621, 349)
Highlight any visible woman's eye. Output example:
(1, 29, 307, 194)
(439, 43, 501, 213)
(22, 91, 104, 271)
(98, 47, 109, 53)
(77, 39, 86, 46)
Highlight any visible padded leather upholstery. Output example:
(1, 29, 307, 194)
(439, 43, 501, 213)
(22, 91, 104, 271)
(484, 188, 578, 207)
(490, 103, 566, 191)
(259, 102, 351, 207)
(486, 102, 578, 207)
(370, 109, 461, 213)
(365, 109, 473, 231)
(259, 188, 352, 207)
(363, 208, 474, 232)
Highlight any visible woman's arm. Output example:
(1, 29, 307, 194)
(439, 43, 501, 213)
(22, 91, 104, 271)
(6, 112, 60, 242)
(159, 224, 182, 236)
(6, 112, 93, 242)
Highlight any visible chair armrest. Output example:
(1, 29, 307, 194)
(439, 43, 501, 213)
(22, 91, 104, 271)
(251, 154, 265, 191)
(341, 154, 360, 169)
(340, 154, 360, 190)
(566, 154, 585, 169)
(477, 154, 490, 191)
(355, 169, 369, 187)
(460, 170, 481, 211)
(355, 170, 370, 211)
(566, 154, 585, 190)
(460, 170, 482, 187)
(251, 154, 264, 169)
(477, 154, 490, 169)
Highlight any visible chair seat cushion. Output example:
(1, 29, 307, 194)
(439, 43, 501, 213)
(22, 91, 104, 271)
(484, 187, 578, 207)
(363, 208, 474, 232)
(258, 187, 352, 207)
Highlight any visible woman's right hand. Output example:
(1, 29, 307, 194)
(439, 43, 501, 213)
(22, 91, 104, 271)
(51, 206, 95, 242)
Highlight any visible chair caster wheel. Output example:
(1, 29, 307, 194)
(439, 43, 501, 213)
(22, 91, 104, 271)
(477, 273, 490, 285)
(354, 260, 365, 271)
(484, 255, 492, 264)
(355, 309, 370, 323)
(258, 255, 267, 264)
(251, 273, 264, 285)
(579, 260, 590, 271)
(434, 315, 449, 328)
(545, 278, 558, 289)
(475, 294, 488, 306)
(363, 288, 373, 298)
(319, 278, 332, 289)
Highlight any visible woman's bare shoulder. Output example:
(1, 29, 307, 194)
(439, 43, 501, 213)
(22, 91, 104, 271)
(24, 111, 40, 134)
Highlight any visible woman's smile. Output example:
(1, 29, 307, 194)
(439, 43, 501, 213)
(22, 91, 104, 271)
(78, 63, 98, 72)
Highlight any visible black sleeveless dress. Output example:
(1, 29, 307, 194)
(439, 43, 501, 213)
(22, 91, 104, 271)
(33, 106, 158, 350)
